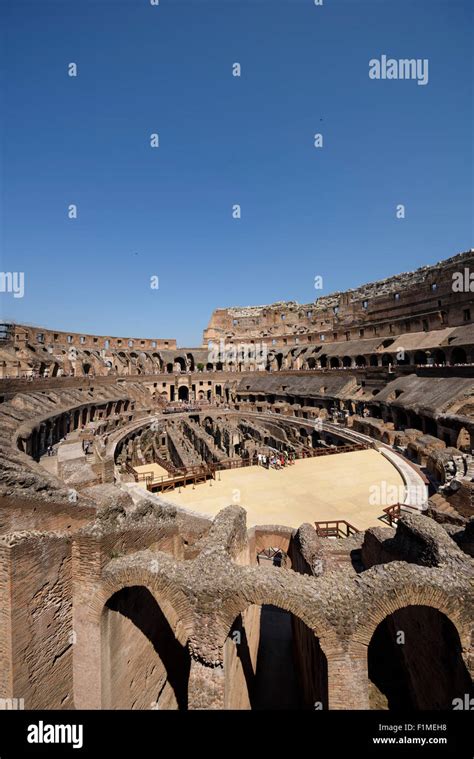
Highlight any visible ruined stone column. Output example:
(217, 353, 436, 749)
(187, 656, 225, 710)
(71, 534, 105, 709)
(323, 639, 369, 710)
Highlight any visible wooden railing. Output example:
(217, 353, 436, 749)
(314, 520, 359, 538)
(212, 458, 254, 471)
(123, 441, 369, 493)
(382, 502, 421, 526)
(296, 443, 367, 459)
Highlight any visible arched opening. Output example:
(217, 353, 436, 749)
(83, 363, 91, 375)
(407, 410, 423, 432)
(342, 356, 352, 368)
(369, 354, 379, 367)
(206, 363, 214, 371)
(166, 363, 173, 373)
(432, 349, 446, 365)
(368, 605, 472, 710)
(424, 416, 437, 436)
(395, 352, 410, 366)
(355, 355, 366, 367)
(319, 355, 327, 368)
(101, 586, 190, 709)
(174, 357, 186, 372)
(186, 353, 195, 371)
(276, 354, 283, 370)
(414, 351, 428, 365)
(178, 386, 189, 401)
(306, 357, 317, 370)
(394, 408, 408, 428)
(329, 357, 340, 369)
(451, 347, 467, 365)
(381, 353, 392, 367)
(224, 604, 328, 710)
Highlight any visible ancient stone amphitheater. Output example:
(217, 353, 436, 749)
(0, 250, 473, 710)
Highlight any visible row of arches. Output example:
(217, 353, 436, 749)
(19, 398, 133, 460)
(302, 347, 468, 371)
(8, 345, 471, 381)
(99, 586, 473, 711)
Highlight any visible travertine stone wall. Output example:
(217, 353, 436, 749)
(0, 533, 73, 708)
(204, 250, 474, 348)
(0, 502, 472, 710)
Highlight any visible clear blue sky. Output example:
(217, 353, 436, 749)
(1, 0, 472, 346)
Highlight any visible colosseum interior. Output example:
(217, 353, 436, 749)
(0, 250, 473, 712)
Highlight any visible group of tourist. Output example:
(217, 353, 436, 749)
(256, 451, 296, 469)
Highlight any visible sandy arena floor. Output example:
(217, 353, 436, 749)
(164, 449, 404, 530)
(134, 462, 170, 484)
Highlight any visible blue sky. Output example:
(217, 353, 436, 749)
(1, 0, 472, 346)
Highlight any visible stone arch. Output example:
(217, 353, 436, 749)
(342, 356, 352, 368)
(367, 605, 473, 710)
(178, 385, 189, 401)
(216, 585, 332, 651)
(346, 579, 474, 711)
(369, 354, 379, 367)
(329, 357, 340, 369)
(395, 351, 410, 366)
(451, 346, 467, 365)
(414, 350, 427, 365)
(351, 582, 472, 659)
(73, 565, 194, 710)
(432, 349, 446, 365)
(101, 585, 190, 709)
(355, 355, 366, 367)
(221, 592, 330, 710)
